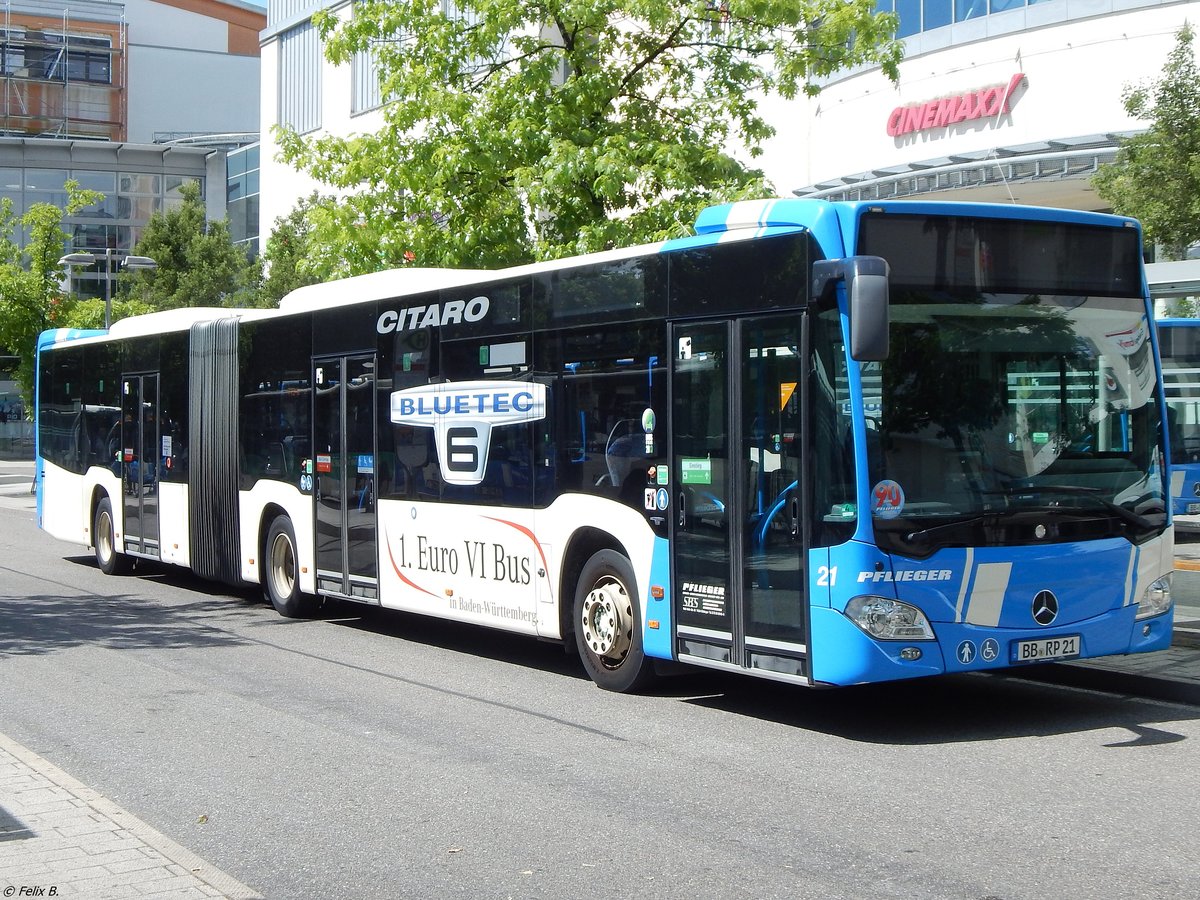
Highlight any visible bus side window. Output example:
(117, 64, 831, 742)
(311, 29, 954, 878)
(546, 324, 666, 511)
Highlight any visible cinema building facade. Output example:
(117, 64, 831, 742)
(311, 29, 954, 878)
(758, 0, 1196, 225)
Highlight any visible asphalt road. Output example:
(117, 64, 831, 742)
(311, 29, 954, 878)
(2, 501, 1199, 899)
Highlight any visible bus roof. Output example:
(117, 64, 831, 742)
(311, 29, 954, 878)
(106, 306, 277, 338)
(45, 198, 1145, 341)
(275, 242, 682, 312)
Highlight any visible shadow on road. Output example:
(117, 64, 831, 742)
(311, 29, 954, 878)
(675, 669, 1200, 744)
(333, 603, 1200, 745)
(0, 589, 260, 657)
(12, 554, 1198, 746)
(0, 555, 265, 657)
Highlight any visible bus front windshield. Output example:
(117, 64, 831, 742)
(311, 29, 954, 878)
(858, 214, 1167, 556)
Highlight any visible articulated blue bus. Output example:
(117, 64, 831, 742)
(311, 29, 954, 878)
(36, 198, 1173, 690)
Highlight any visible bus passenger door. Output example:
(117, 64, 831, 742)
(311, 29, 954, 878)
(121, 372, 159, 558)
(313, 355, 379, 602)
(670, 316, 808, 681)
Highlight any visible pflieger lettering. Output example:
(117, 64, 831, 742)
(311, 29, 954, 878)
(855, 570, 954, 583)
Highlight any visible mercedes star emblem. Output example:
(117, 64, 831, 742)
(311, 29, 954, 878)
(1032, 590, 1059, 626)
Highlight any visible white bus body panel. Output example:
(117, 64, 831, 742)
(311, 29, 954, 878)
(377, 493, 656, 640)
(39, 462, 92, 546)
(239, 481, 317, 594)
(157, 481, 190, 567)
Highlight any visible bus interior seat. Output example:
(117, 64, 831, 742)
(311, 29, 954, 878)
(603, 419, 639, 487)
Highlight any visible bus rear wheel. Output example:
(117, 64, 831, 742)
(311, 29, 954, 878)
(264, 516, 317, 618)
(573, 549, 655, 693)
(93, 497, 130, 575)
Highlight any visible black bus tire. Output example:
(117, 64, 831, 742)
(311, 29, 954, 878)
(573, 549, 656, 693)
(93, 497, 130, 575)
(264, 515, 317, 617)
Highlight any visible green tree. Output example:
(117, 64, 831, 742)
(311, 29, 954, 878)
(0, 181, 101, 405)
(1094, 24, 1200, 260)
(62, 296, 156, 330)
(127, 181, 261, 309)
(259, 192, 330, 306)
(278, 0, 901, 273)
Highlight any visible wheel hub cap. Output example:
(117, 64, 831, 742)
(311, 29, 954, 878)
(581, 578, 632, 661)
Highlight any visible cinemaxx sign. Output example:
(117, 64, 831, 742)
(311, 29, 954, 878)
(887, 73, 1026, 138)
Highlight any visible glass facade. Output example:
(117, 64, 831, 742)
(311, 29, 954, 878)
(878, 0, 1073, 38)
(227, 144, 260, 257)
(0, 162, 204, 300)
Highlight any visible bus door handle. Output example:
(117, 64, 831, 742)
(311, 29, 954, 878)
(678, 491, 686, 528)
(789, 496, 800, 539)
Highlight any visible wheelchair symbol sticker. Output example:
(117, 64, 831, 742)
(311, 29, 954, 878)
(981, 638, 999, 662)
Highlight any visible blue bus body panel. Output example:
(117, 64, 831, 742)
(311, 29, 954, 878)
(692, 198, 1140, 263)
(690, 199, 849, 258)
(683, 200, 1167, 687)
(813, 537, 1172, 686)
(642, 536, 673, 660)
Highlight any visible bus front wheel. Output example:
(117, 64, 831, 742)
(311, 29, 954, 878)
(573, 550, 655, 693)
(264, 516, 317, 618)
(93, 497, 130, 576)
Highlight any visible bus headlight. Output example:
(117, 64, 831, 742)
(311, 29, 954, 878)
(1135, 576, 1172, 620)
(845, 596, 935, 641)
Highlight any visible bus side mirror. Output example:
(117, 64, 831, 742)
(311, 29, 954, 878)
(812, 256, 890, 362)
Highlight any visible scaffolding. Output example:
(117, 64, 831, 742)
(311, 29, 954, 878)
(1, 0, 125, 141)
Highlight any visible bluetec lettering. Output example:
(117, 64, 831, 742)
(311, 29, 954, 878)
(395, 391, 537, 418)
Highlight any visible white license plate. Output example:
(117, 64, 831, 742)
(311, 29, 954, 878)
(1013, 635, 1080, 663)
(1188, 503, 1200, 514)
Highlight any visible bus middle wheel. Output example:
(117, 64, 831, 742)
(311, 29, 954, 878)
(573, 549, 655, 693)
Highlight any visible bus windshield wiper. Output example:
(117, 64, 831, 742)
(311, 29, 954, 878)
(901, 513, 1000, 544)
(990, 483, 1159, 531)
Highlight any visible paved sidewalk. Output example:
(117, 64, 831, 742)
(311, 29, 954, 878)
(0, 733, 259, 900)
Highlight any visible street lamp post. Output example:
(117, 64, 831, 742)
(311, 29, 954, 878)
(59, 249, 158, 329)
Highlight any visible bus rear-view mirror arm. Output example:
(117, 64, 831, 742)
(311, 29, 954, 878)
(812, 256, 890, 362)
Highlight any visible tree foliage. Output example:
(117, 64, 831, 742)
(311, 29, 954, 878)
(259, 192, 330, 305)
(1094, 25, 1200, 260)
(63, 297, 156, 330)
(0, 181, 101, 405)
(277, 0, 901, 274)
(126, 181, 261, 309)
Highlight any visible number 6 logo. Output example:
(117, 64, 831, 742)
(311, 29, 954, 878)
(391, 380, 547, 485)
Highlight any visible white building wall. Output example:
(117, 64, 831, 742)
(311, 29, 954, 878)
(259, 1, 385, 236)
(128, 47, 262, 142)
(124, 0, 263, 143)
(127, 0, 231, 50)
(758, 2, 1197, 203)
